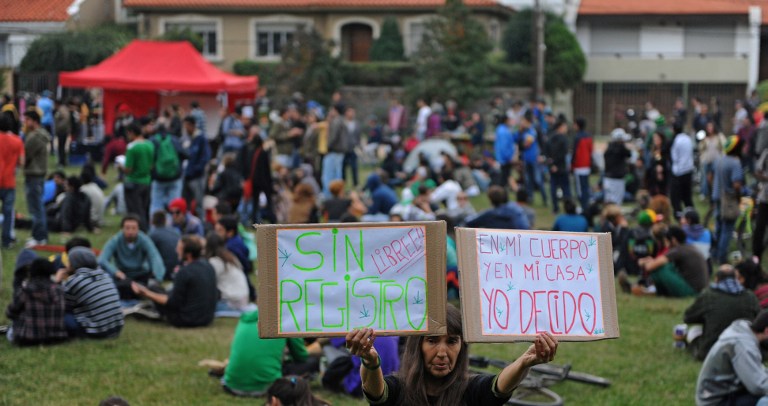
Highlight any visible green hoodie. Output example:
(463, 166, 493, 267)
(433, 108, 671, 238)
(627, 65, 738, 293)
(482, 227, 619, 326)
(223, 310, 308, 393)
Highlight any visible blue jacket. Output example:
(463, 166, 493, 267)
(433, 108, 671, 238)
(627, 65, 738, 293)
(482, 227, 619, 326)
(466, 202, 531, 230)
(517, 127, 539, 164)
(185, 131, 210, 179)
(365, 173, 398, 215)
(227, 235, 252, 275)
(494, 124, 515, 164)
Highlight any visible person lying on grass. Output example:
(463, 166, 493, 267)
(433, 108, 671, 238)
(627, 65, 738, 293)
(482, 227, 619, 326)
(345, 304, 558, 406)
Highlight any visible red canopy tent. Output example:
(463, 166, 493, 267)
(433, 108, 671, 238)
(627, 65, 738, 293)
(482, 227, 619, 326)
(59, 40, 258, 136)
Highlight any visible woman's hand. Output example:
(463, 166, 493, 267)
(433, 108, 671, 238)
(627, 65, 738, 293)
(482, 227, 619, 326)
(345, 328, 379, 364)
(520, 332, 558, 368)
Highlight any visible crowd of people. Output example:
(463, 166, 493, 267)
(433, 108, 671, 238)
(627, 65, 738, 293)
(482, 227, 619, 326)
(3, 88, 768, 404)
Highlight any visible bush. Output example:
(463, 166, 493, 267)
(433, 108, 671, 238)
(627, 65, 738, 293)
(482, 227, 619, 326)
(339, 62, 414, 86)
(232, 60, 280, 86)
(487, 62, 532, 87)
(19, 24, 135, 72)
(155, 27, 204, 53)
(370, 16, 405, 62)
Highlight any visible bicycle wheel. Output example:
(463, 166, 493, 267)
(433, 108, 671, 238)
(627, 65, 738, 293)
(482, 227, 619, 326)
(507, 387, 563, 406)
(563, 370, 612, 387)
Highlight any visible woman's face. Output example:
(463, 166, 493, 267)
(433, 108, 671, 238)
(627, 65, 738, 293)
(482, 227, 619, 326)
(421, 334, 462, 378)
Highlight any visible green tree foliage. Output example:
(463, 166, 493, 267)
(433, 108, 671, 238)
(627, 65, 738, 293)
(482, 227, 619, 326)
(156, 27, 204, 53)
(502, 9, 586, 92)
(370, 17, 405, 61)
(272, 29, 342, 106)
(406, 0, 495, 106)
(19, 24, 135, 72)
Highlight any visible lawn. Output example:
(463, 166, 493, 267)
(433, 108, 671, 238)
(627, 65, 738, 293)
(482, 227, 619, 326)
(0, 159, 702, 406)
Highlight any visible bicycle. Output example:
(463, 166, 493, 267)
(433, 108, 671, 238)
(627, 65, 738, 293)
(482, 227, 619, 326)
(469, 355, 611, 406)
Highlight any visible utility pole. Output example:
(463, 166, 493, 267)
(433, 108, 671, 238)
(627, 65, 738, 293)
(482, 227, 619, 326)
(534, 0, 546, 100)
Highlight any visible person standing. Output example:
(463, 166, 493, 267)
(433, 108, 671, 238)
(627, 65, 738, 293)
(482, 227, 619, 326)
(149, 119, 186, 217)
(123, 123, 154, 231)
(53, 99, 71, 167)
(712, 136, 744, 264)
(494, 115, 516, 190)
(754, 146, 768, 264)
(572, 117, 593, 213)
(415, 98, 431, 140)
(670, 121, 695, 219)
(518, 112, 547, 207)
(0, 115, 24, 248)
(546, 119, 571, 214)
(322, 105, 348, 197)
(23, 111, 51, 247)
(182, 116, 210, 220)
(342, 107, 361, 187)
(602, 129, 631, 205)
(37, 90, 55, 153)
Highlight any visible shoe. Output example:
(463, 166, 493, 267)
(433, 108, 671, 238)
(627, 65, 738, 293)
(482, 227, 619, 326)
(24, 238, 47, 248)
(617, 271, 631, 294)
(133, 302, 161, 320)
(631, 284, 656, 296)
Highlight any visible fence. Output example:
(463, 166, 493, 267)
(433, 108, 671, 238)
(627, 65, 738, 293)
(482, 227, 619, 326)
(573, 82, 748, 136)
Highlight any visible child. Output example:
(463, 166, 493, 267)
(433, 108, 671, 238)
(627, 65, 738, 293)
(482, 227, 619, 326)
(5, 258, 68, 345)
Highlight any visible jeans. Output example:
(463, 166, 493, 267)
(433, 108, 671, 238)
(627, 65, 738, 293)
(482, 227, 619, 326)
(671, 172, 694, 219)
(0, 188, 15, 246)
(322, 152, 344, 197)
(183, 176, 206, 220)
(525, 161, 547, 206)
(754, 202, 768, 263)
(550, 172, 572, 213)
(124, 182, 151, 231)
(25, 176, 47, 241)
(342, 151, 359, 187)
(575, 173, 591, 213)
(150, 179, 183, 217)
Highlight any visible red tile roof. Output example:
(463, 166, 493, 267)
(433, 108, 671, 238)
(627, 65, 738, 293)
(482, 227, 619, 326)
(0, 0, 73, 22)
(580, 0, 766, 18)
(123, 0, 502, 9)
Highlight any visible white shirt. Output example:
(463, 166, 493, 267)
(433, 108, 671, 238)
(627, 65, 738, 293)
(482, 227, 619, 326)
(671, 132, 695, 176)
(209, 257, 249, 308)
(417, 106, 431, 134)
(430, 180, 463, 210)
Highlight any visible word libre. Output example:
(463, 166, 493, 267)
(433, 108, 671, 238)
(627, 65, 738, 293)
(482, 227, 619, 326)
(457, 229, 620, 342)
(275, 225, 429, 335)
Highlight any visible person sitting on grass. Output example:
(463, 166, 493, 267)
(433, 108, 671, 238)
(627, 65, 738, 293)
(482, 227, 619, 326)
(168, 197, 204, 237)
(213, 309, 318, 397)
(736, 260, 768, 309)
(267, 376, 330, 406)
(130, 235, 219, 328)
(552, 199, 589, 232)
(696, 310, 768, 406)
(683, 264, 760, 360)
(465, 186, 531, 230)
(205, 232, 253, 317)
(47, 175, 93, 233)
(98, 214, 165, 300)
(148, 210, 180, 281)
(55, 246, 124, 339)
(215, 215, 256, 302)
(628, 226, 708, 297)
(5, 258, 68, 346)
(345, 304, 558, 405)
(681, 209, 713, 273)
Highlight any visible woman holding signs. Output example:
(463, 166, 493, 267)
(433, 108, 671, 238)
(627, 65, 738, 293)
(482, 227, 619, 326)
(345, 304, 558, 406)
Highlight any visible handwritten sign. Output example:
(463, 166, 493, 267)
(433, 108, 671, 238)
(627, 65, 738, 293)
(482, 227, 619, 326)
(456, 228, 619, 342)
(257, 222, 447, 338)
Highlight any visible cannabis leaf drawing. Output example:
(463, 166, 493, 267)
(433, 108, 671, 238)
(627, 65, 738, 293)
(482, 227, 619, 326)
(412, 291, 424, 305)
(278, 248, 292, 268)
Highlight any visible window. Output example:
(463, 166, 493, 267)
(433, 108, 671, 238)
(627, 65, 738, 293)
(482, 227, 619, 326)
(255, 23, 302, 57)
(684, 25, 735, 57)
(164, 22, 218, 57)
(0, 36, 7, 67)
(590, 25, 640, 56)
(408, 22, 427, 55)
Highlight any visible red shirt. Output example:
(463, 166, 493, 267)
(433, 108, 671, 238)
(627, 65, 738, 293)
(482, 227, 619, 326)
(0, 131, 24, 189)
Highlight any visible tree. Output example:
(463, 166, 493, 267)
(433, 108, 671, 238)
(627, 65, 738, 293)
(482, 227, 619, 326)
(156, 27, 204, 53)
(502, 9, 586, 92)
(370, 16, 405, 61)
(406, 0, 495, 106)
(19, 24, 135, 72)
(272, 29, 343, 107)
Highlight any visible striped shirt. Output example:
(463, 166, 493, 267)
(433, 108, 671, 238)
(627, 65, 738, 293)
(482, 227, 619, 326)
(63, 268, 124, 335)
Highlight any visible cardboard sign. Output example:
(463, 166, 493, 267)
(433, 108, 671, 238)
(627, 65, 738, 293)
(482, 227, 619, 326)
(257, 222, 447, 338)
(456, 228, 620, 342)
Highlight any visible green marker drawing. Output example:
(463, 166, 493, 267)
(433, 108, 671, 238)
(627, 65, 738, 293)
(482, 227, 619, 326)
(586, 263, 593, 274)
(584, 310, 591, 322)
(506, 282, 515, 292)
(496, 307, 503, 318)
(359, 304, 371, 319)
(587, 237, 596, 247)
(412, 290, 424, 305)
(278, 247, 292, 268)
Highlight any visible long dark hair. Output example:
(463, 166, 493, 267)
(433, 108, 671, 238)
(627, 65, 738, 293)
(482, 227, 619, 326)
(397, 303, 469, 406)
(205, 232, 238, 267)
(267, 376, 329, 406)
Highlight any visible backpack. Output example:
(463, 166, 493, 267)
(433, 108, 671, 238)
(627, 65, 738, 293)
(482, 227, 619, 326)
(153, 134, 180, 180)
(625, 227, 656, 276)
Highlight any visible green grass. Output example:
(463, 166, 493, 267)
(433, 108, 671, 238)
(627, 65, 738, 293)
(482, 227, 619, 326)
(0, 160, 701, 405)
